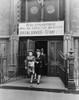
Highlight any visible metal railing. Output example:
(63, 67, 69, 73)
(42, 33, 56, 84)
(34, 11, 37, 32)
(0, 54, 26, 84)
(58, 51, 68, 87)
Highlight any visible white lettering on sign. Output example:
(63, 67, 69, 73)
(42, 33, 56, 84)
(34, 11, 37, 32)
(19, 21, 64, 36)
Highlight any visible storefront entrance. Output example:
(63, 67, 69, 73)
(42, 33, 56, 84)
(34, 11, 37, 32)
(18, 36, 63, 76)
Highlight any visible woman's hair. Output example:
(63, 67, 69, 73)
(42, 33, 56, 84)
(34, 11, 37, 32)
(28, 49, 34, 55)
(36, 49, 40, 52)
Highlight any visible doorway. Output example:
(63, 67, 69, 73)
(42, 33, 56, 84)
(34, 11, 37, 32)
(18, 37, 63, 76)
(35, 41, 48, 75)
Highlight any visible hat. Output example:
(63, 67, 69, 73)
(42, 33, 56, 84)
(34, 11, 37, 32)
(41, 48, 44, 51)
(28, 49, 34, 53)
(36, 49, 40, 52)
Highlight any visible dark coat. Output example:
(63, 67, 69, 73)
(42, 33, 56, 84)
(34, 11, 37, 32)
(35, 56, 42, 75)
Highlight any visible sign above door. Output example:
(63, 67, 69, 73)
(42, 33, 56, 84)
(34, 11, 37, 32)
(19, 21, 64, 37)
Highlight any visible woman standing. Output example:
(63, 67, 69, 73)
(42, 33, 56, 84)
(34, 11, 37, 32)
(35, 49, 42, 84)
(25, 49, 35, 83)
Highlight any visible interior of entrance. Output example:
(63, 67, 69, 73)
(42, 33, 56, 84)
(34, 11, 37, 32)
(35, 41, 48, 76)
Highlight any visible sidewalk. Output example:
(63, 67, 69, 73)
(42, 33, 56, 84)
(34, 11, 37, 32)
(0, 89, 79, 100)
(1, 76, 79, 94)
(0, 76, 67, 92)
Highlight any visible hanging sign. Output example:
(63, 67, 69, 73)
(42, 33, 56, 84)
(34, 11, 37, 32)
(19, 21, 64, 37)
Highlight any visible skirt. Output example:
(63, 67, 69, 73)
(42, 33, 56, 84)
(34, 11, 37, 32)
(35, 63, 42, 75)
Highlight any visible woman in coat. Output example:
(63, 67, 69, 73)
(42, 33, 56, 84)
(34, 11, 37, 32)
(25, 49, 35, 83)
(35, 49, 42, 84)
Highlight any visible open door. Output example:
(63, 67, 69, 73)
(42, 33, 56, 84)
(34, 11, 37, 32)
(48, 40, 63, 76)
(27, 39, 35, 54)
(18, 40, 27, 76)
(18, 39, 35, 76)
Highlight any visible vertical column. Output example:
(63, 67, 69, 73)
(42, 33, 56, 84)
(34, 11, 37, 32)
(13, 35, 19, 68)
(9, 0, 15, 67)
(58, 0, 59, 20)
(78, 40, 79, 87)
(9, 35, 19, 70)
(64, 0, 70, 56)
(63, 37, 67, 56)
(71, 37, 74, 50)
(65, 0, 70, 32)
(64, 34, 71, 56)
(27, 39, 29, 50)
(21, 0, 26, 22)
(41, 0, 44, 21)
(74, 39, 79, 87)
(10, 37, 13, 66)
(16, 0, 21, 25)
(26, 0, 28, 22)
(10, 0, 16, 33)
(67, 51, 75, 89)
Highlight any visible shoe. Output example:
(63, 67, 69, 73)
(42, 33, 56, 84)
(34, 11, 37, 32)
(37, 82, 39, 85)
(30, 81, 33, 84)
(37, 81, 40, 85)
(34, 78, 36, 80)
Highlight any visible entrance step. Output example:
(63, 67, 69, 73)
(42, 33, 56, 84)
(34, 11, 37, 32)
(0, 76, 67, 92)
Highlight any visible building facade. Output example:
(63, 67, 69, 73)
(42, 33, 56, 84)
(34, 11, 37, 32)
(0, 0, 79, 89)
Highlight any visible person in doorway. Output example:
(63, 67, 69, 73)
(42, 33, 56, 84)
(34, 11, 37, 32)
(35, 49, 42, 84)
(41, 48, 47, 76)
(25, 49, 35, 83)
